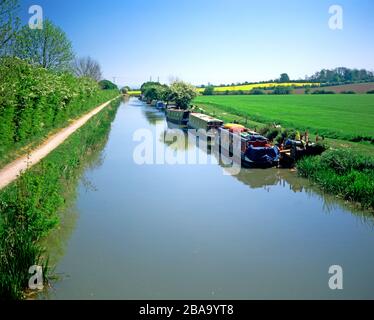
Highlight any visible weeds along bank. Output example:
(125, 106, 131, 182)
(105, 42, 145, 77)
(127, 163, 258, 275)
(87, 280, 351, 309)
(297, 150, 374, 210)
(0, 96, 121, 299)
(0, 57, 119, 167)
(193, 98, 374, 211)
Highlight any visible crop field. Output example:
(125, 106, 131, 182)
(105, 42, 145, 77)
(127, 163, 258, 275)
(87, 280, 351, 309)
(128, 83, 318, 96)
(196, 82, 318, 93)
(193, 95, 374, 141)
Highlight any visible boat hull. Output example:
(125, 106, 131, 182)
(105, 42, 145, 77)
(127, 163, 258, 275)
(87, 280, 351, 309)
(166, 109, 190, 125)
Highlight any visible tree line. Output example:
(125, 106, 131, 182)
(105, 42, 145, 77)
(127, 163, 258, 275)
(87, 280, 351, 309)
(0, 0, 119, 159)
(140, 81, 198, 109)
(0, 0, 117, 87)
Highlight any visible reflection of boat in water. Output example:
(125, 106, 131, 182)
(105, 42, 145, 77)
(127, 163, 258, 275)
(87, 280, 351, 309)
(166, 108, 190, 125)
(217, 125, 280, 168)
(142, 108, 166, 125)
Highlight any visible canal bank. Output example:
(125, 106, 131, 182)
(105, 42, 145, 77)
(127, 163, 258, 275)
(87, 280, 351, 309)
(39, 98, 374, 300)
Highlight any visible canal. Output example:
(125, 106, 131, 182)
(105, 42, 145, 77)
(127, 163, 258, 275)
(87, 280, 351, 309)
(40, 97, 374, 299)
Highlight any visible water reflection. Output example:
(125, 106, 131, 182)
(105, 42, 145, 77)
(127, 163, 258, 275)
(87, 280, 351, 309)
(38, 100, 121, 299)
(41, 98, 374, 300)
(158, 114, 374, 226)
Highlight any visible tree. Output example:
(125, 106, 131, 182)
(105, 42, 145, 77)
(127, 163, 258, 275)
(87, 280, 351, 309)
(73, 56, 102, 82)
(168, 81, 198, 109)
(203, 85, 214, 96)
(121, 86, 131, 94)
(140, 81, 162, 94)
(279, 73, 290, 83)
(99, 79, 118, 90)
(0, 0, 19, 56)
(12, 19, 74, 71)
(273, 86, 293, 95)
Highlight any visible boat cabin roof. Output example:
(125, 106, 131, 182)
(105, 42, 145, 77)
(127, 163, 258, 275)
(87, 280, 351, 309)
(190, 113, 223, 124)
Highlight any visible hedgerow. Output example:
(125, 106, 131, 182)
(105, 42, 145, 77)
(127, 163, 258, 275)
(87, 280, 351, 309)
(0, 57, 119, 164)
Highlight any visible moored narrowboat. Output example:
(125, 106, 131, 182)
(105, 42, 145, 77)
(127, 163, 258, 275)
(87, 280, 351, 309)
(188, 113, 224, 131)
(217, 125, 280, 168)
(166, 108, 190, 125)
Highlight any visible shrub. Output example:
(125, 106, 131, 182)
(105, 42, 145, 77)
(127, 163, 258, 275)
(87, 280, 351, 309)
(272, 86, 293, 95)
(367, 90, 374, 94)
(341, 91, 356, 94)
(0, 57, 118, 162)
(297, 150, 374, 209)
(99, 79, 118, 90)
(250, 89, 265, 95)
(203, 86, 215, 96)
(311, 90, 335, 94)
(0, 99, 121, 299)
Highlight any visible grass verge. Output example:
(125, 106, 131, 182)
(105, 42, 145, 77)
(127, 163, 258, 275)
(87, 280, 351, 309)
(0, 98, 120, 299)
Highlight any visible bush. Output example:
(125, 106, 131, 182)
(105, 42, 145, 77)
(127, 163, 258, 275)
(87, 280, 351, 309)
(99, 80, 118, 90)
(250, 89, 265, 95)
(297, 150, 374, 209)
(341, 91, 356, 94)
(311, 89, 336, 94)
(272, 86, 293, 95)
(259, 125, 280, 141)
(367, 90, 374, 94)
(0, 99, 121, 299)
(203, 86, 215, 96)
(0, 57, 118, 162)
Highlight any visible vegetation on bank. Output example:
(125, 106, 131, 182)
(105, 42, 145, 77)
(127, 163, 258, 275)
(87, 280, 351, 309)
(140, 81, 198, 109)
(193, 95, 374, 143)
(0, 98, 121, 300)
(0, 57, 119, 167)
(193, 96, 374, 211)
(297, 150, 374, 210)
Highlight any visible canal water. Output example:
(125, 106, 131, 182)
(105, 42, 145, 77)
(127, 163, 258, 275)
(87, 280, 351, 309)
(40, 98, 374, 299)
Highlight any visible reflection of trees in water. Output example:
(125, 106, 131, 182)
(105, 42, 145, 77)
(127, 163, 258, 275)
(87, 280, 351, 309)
(216, 147, 374, 225)
(39, 100, 121, 291)
(142, 107, 165, 125)
(159, 122, 195, 152)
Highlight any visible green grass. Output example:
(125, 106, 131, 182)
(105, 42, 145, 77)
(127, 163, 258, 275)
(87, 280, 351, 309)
(297, 150, 374, 210)
(0, 98, 120, 299)
(194, 95, 374, 141)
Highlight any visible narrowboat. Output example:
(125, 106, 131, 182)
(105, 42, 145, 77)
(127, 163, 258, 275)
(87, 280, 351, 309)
(187, 113, 224, 146)
(217, 125, 280, 168)
(166, 108, 190, 125)
(188, 113, 224, 132)
(156, 101, 166, 109)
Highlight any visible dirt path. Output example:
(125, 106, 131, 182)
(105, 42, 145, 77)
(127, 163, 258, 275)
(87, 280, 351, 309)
(0, 97, 119, 190)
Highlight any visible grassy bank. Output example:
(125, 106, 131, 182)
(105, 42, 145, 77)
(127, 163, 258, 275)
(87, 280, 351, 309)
(193, 96, 374, 210)
(194, 95, 374, 142)
(0, 57, 119, 168)
(0, 98, 121, 299)
(297, 150, 374, 210)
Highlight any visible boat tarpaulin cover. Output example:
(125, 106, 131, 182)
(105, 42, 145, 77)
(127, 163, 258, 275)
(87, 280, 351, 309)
(245, 145, 280, 163)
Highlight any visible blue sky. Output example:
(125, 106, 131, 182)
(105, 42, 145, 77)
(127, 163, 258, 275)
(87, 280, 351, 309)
(19, 0, 374, 88)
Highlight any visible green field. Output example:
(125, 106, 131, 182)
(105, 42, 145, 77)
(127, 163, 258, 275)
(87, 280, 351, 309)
(193, 95, 374, 141)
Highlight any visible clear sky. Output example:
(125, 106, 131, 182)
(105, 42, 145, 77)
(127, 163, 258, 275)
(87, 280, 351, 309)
(19, 0, 374, 88)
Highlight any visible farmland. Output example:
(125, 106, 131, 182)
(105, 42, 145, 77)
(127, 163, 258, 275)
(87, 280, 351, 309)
(193, 95, 374, 142)
(127, 82, 317, 96)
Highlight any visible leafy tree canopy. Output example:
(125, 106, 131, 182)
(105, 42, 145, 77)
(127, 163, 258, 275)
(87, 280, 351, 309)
(12, 19, 74, 72)
(99, 79, 118, 90)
